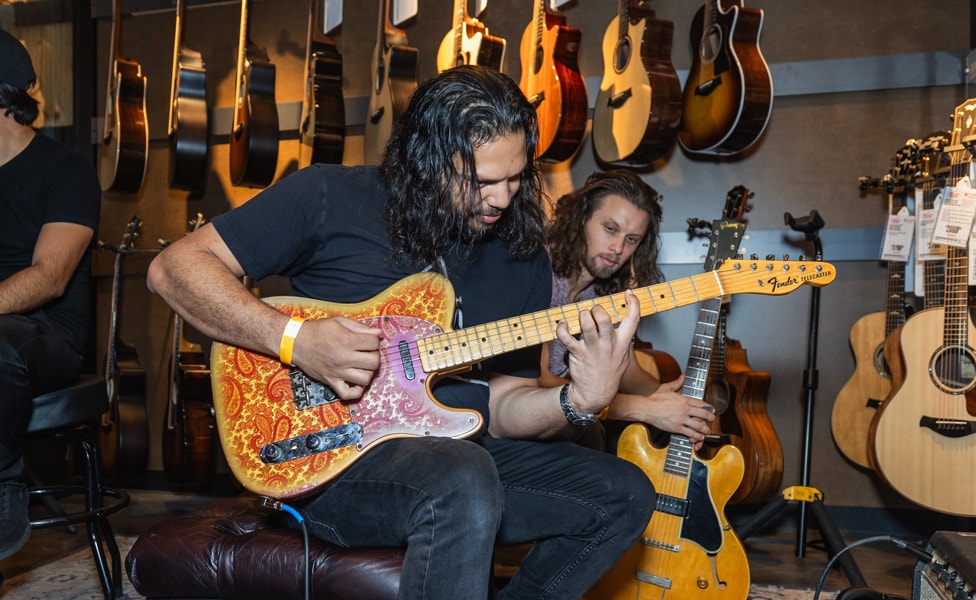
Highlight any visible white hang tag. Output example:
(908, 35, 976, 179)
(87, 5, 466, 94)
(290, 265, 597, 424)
(880, 206, 914, 262)
(931, 185, 976, 248)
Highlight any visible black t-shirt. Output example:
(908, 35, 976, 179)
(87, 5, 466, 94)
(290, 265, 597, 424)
(0, 133, 101, 348)
(212, 164, 552, 426)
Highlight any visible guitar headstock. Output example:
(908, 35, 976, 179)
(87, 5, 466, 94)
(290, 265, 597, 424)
(715, 257, 836, 296)
(702, 185, 754, 271)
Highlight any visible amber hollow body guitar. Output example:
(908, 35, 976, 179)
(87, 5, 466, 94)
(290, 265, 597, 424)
(163, 215, 217, 489)
(298, 0, 345, 168)
(678, 0, 772, 155)
(211, 259, 834, 500)
(229, 0, 279, 188)
(99, 217, 149, 482)
(168, 0, 209, 193)
(587, 220, 751, 599)
(518, 0, 587, 164)
(363, 0, 418, 166)
(592, 0, 682, 167)
(869, 99, 976, 516)
(435, 0, 506, 73)
(99, 0, 148, 195)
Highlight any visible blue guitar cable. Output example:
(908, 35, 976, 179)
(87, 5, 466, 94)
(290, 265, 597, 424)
(263, 498, 311, 600)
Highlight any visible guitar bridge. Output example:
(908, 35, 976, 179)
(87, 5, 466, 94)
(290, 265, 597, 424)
(260, 423, 363, 465)
(289, 367, 339, 410)
(695, 76, 722, 97)
(608, 88, 632, 109)
(919, 416, 976, 438)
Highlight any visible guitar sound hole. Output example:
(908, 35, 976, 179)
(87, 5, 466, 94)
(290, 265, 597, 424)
(701, 26, 722, 63)
(872, 342, 890, 379)
(614, 39, 630, 72)
(929, 345, 976, 393)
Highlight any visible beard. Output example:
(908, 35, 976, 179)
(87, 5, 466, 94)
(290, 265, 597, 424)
(584, 254, 621, 280)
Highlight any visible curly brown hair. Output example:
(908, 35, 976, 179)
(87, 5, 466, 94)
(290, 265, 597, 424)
(548, 170, 663, 296)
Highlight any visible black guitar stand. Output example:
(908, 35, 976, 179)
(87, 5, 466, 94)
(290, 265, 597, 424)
(733, 210, 872, 592)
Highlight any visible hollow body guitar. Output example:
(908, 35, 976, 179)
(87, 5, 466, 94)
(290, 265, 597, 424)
(592, 0, 682, 167)
(869, 100, 976, 516)
(211, 260, 834, 500)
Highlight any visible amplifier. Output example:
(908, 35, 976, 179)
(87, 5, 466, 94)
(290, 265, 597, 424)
(913, 531, 976, 600)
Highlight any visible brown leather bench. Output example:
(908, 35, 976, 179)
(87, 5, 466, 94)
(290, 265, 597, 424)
(125, 494, 403, 599)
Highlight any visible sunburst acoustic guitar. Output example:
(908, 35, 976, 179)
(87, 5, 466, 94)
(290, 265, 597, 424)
(869, 98, 976, 516)
(678, 0, 772, 156)
(592, 0, 682, 167)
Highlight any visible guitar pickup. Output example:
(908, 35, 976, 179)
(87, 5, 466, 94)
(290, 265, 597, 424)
(289, 367, 339, 410)
(919, 416, 976, 438)
(260, 423, 363, 465)
(655, 494, 689, 517)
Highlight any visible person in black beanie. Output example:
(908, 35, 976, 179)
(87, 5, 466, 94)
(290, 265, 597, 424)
(0, 28, 101, 560)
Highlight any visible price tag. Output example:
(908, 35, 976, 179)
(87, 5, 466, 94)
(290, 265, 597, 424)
(931, 186, 976, 248)
(880, 206, 914, 262)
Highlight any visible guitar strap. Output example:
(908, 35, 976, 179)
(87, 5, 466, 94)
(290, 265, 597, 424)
(422, 256, 464, 329)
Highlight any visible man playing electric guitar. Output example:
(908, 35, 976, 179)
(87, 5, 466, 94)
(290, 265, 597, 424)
(148, 65, 655, 599)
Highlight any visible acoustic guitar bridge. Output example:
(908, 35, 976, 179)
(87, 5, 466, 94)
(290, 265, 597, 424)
(919, 416, 976, 438)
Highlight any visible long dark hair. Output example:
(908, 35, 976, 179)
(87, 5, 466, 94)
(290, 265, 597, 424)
(0, 80, 39, 125)
(548, 169, 663, 295)
(380, 65, 546, 266)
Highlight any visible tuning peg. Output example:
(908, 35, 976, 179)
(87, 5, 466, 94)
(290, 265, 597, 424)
(765, 254, 776, 260)
(750, 253, 759, 260)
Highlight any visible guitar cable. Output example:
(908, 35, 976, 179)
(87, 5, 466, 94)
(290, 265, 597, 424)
(262, 498, 312, 600)
(812, 534, 933, 600)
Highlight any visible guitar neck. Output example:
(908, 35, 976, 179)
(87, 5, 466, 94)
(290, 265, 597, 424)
(381, 0, 408, 47)
(452, 0, 465, 58)
(168, 0, 185, 133)
(233, 0, 249, 120)
(884, 259, 907, 335)
(418, 259, 834, 376)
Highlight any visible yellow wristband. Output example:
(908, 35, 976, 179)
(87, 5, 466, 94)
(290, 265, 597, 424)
(279, 316, 305, 366)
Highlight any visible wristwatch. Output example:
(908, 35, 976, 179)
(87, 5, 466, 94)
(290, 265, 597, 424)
(559, 384, 597, 426)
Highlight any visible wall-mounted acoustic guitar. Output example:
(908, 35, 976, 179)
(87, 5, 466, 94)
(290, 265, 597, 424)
(592, 0, 682, 167)
(229, 0, 279, 188)
(364, 0, 418, 166)
(99, 0, 148, 195)
(99, 216, 149, 483)
(298, 0, 345, 168)
(518, 0, 587, 164)
(678, 0, 772, 155)
(435, 0, 506, 73)
(869, 99, 976, 516)
(163, 214, 217, 489)
(168, 0, 209, 193)
(586, 216, 756, 600)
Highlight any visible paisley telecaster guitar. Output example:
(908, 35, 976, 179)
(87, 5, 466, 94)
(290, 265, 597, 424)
(168, 0, 209, 193)
(363, 0, 418, 165)
(298, 0, 345, 168)
(869, 99, 976, 516)
(229, 0, 279, 188)
(518, 0, 587, 163)
(211, 259, 835, 500)
(435, 0, 506, 73)
(592, 0, 682, 167)
(99, 0, 148, 195)
(678, 0, 772, 155)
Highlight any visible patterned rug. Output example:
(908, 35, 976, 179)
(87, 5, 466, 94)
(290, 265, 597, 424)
(0, 537, 837, 600)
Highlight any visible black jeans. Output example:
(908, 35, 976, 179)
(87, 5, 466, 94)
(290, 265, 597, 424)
(297, 433, 655, 599)
(0, 315, 84, 480)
